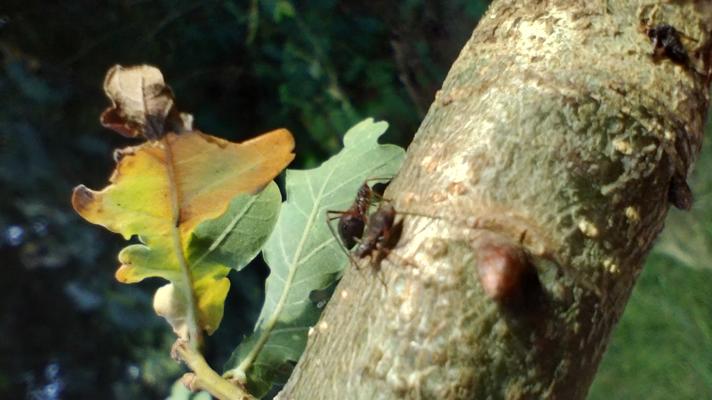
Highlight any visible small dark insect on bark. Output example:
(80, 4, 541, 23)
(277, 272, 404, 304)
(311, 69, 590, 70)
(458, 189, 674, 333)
(326, 180, 390, 249)
(668, 173, 693, 211)
(647, 24, 689, 65)
(353, 203, 403, 272)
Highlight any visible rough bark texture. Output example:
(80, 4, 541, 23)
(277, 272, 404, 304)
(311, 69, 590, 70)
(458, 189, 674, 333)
(279, 1, 712, 399)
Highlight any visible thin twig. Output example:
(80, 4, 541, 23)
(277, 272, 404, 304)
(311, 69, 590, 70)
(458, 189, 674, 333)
(173, 340, 256, 400)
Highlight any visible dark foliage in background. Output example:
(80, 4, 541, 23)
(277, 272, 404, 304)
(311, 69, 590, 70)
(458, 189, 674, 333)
(0, 1, 709, 399)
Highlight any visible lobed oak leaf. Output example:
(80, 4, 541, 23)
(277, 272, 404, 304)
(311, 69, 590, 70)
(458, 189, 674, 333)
(223, 118, 405, 396)
(72, 129, 293, 340)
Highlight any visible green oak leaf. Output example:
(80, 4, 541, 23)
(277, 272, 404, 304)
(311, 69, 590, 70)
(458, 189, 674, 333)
(187, 182, 282, 273)
(223, 118, 405, 396)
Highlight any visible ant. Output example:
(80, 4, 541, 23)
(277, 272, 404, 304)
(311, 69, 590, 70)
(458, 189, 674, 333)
(327, 179, 407, 279)
(352, 203, 403, 273)
(326, 179, 389, 250)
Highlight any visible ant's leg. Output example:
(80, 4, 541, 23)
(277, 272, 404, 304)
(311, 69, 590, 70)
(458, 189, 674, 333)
(326, 210, 343, 220)
(369, 250, 389, 290)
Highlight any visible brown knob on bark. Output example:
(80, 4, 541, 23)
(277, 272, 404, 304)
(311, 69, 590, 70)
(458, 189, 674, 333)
(474, 236, 533, 303)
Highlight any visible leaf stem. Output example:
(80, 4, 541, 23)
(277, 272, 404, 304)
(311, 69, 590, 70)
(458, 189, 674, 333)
(163, 139, 203, 349)
(174, 340, 256, 400)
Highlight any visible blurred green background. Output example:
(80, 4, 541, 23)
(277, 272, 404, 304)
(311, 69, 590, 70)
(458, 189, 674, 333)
(0, 1, 709, 399)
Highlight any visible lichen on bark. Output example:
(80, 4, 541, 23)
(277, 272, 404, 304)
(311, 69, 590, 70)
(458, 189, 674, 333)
(278, 1, 712, 399)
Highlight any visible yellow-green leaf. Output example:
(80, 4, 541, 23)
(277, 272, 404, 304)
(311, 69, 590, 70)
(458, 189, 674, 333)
(72, 128, 294, 342)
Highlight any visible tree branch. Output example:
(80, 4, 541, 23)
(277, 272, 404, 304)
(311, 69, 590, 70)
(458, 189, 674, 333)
(278, 1, 712, 399)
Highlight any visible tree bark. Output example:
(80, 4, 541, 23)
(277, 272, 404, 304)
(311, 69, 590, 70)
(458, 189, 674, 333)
(279, 1, 712, 399)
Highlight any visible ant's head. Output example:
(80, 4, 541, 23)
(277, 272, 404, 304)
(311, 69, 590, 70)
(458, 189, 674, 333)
(371, 181, 390, 197)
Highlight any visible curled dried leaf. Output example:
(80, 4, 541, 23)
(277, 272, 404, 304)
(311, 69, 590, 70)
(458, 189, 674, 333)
(101, 64, 192, 140)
